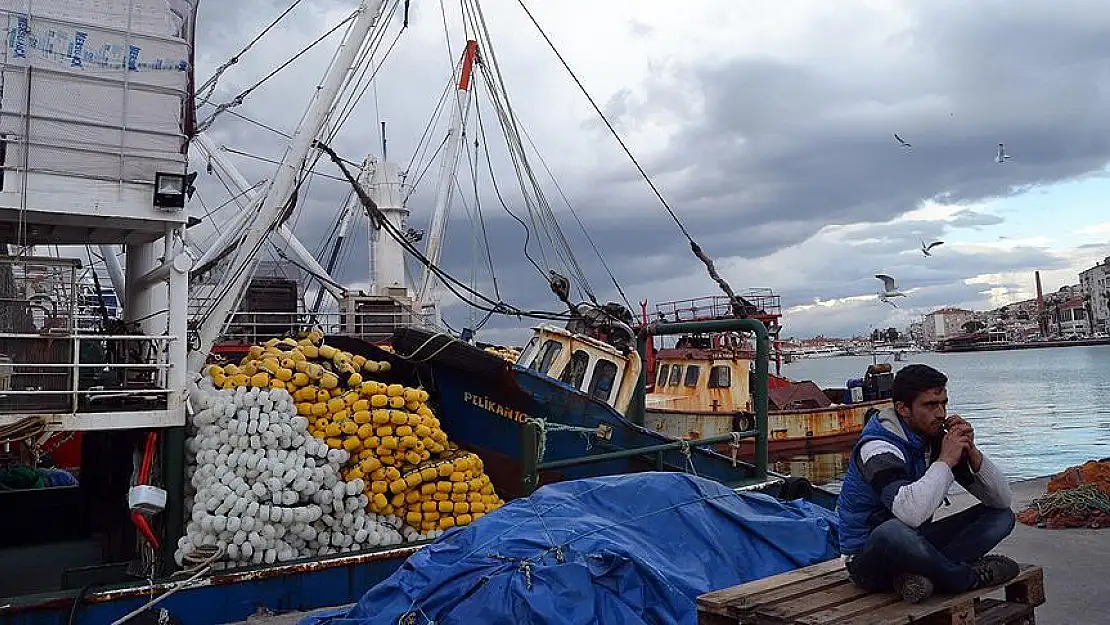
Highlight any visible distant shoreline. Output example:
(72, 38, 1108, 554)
(936, 337, 1110, 353)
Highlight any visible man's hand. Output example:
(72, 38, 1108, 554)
(945, 414, 983, 471)
(938, 427, 971, 468)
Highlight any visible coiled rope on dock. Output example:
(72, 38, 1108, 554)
(1031, 483, 1110, 518)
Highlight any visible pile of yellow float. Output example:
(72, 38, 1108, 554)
(484, 345, 521, 364)
(206, 331, 504, 535)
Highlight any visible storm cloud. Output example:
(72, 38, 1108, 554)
(188, 0, 1110, 343)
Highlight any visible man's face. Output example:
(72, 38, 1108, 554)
(896, 387, 948, 437)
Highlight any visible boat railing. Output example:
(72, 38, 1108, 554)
(654, 292, 782, 323)
(208, 310, 432, 348)
(0, 255, 181, 429)
(520, 428, 762, 495)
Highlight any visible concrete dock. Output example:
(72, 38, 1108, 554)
(942, 476, 1107, 625)
(234, 476, 1107, 624)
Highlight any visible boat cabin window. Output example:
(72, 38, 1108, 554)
(531, 339, 563, 375)
(708, 365, 731, 388)
(559, 349, 590, 389)
(518, 335, 539, 366)
(589, 359, 619, 402)
(656, 363, 670, 387)
(667, 364, 682, 386)
(684, 365, 701, 387)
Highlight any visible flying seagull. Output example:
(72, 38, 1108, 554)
(921, 240, 944, 256)
(995, 143, 1012, 163)
(875, 274, 906, 307)
(894, 134, 912, 149)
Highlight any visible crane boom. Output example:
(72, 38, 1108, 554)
(415, 40, 478, 327)
(186, 0, 386, 380)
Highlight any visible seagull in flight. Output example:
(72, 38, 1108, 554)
(894, 134, 912, 149)
(875, 274, 906, 307)
(921, 240, 944, 256)
(995, 143, 1012, 163)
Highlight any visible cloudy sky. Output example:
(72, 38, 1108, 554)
(190, 0, 1110, 344)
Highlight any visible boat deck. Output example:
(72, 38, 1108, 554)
(235, 476, 1109, 625)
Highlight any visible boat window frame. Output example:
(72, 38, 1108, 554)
(559, 349, 591, 389)
(518, 335, 540, 367)
(656, 363, 670, 387)
(588, 358, 620, 403)
(708, 365, 731, 388)
(530, 339, 563, 376)
(667, 364, 682, 386)
(683, 364, 701, 388)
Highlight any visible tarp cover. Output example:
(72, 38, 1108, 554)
(302, 473, 839, 625)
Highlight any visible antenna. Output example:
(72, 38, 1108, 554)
(381, 121, 387, 160)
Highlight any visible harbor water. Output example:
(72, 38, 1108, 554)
(777, 346, 1110, 484)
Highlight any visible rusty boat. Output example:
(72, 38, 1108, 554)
(642, 295, 895, 457)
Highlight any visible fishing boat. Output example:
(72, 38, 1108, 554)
(0, 1, 840, 623)
(642, 295, 895, 457)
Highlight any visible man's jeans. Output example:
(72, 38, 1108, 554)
(846, 505, 1016, 594)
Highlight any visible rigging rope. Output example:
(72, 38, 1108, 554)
(315, 141, 575, 322)
(196, 0, 306, 103)
(465, 1, 599, 303)
(512, 0, 749, 313)
(197, 12, 357, 133)
(516, 118, 633, 311)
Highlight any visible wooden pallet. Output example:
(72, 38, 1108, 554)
(697, 558, 1044, 625)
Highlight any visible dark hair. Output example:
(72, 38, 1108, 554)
(891, 364, 947, 406)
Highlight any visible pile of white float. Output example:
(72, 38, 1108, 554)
(177, 378, 443, 569)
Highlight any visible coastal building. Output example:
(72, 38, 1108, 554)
(1053, 296, 1090, 338)
(1079, 257, 1110, 334)
(923, 307, 975, 344)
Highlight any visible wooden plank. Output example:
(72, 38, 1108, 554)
(975, 599, 1036, 625)
(1005, 566, 1045, 607)
(696, 558, 846, 616)
(837, 566, 1044, 625)
(759, 581, 892, 623)
(695, 611, 737, 625)
(794, 592, 904, 624)
(733, 570, 853, 613)
(914, 600, 975, 625)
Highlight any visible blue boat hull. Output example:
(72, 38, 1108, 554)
(1, 545, 421, 625)
(0, 333, 834, 624)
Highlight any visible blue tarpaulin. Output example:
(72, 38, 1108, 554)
(302, 473, 839, 625)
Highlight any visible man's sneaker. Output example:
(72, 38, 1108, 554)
(894, 574, 934, 603)
(970, 555, 1021, 590)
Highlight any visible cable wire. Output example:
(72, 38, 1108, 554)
(512, 0, 750, 312)
(196, 0, 306, 102)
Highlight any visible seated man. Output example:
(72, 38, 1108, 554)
(838, 364, 1019, 603)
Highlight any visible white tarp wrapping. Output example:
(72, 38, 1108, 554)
(0, 0, 192, 184)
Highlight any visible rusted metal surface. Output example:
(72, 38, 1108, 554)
(649, 356, 751, 413)
(646, 399, 892, 451)
(83, 545, 422, 605)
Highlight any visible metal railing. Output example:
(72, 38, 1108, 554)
(0, 256, 175, 415)
(0, 333, 176, 415)
(654, 291, 783, 322)
(202, 309, 432, 348)
(520, 428, 760, 496)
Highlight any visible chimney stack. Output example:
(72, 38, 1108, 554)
(1035, 271, 1047, 336)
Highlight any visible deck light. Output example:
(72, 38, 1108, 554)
(153, 171, 187, 211)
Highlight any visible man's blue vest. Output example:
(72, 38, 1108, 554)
(838, 409, 930, 554)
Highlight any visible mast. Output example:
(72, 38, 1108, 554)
(187, 0, 386, 379)
(416, 40, 478, 328)
(190, 132, 344, 301)
(368, 160, 408, 294)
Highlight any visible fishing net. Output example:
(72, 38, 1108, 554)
(1017, 459, 1110, 529)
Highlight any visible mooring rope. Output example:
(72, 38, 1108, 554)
(524, 417, 595, 464)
